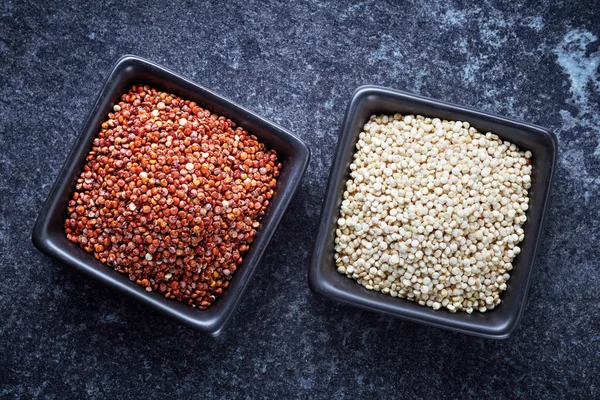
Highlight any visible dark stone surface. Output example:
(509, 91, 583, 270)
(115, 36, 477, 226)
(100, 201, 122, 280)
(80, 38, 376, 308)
(1, 0, 599, 398)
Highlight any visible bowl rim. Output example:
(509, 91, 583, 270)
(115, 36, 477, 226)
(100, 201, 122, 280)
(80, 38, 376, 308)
(31, 54, 310, 336)
(308, 84, 557, 339)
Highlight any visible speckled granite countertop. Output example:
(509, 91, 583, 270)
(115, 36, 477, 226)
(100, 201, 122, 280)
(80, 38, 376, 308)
(1, 0, 599, 398)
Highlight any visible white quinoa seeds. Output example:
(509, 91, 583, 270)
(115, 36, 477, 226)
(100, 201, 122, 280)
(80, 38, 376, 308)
(334, 114, 533, 314)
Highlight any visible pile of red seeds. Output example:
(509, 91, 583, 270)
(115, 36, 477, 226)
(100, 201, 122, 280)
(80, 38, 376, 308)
(64, 84, 281, 309)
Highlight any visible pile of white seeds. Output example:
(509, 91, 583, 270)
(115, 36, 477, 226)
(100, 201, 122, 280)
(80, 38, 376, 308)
(334, 114, 532, 314)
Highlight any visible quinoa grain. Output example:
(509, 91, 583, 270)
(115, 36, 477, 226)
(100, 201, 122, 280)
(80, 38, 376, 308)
(334, 114, 532, 314)
(64, 85, 281, 309)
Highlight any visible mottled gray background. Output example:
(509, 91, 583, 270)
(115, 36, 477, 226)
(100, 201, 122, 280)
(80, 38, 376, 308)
(1, 0, 599, 398)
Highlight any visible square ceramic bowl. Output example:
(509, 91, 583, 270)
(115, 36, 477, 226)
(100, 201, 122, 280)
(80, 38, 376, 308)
(309, 85, 557, 339)
(32, 55, 310, 336)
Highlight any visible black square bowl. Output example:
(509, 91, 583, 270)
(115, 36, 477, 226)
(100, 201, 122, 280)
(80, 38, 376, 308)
(32, 55, 310, 336)
(309, 85, 557, 339)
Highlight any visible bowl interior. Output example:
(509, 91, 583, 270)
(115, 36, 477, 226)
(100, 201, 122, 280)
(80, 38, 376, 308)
(310, 86, 557, 338)
(33, 56, 309, 334)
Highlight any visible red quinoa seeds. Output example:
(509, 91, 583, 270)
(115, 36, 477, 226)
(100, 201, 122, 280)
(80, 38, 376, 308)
(64, 85, 281, 309)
